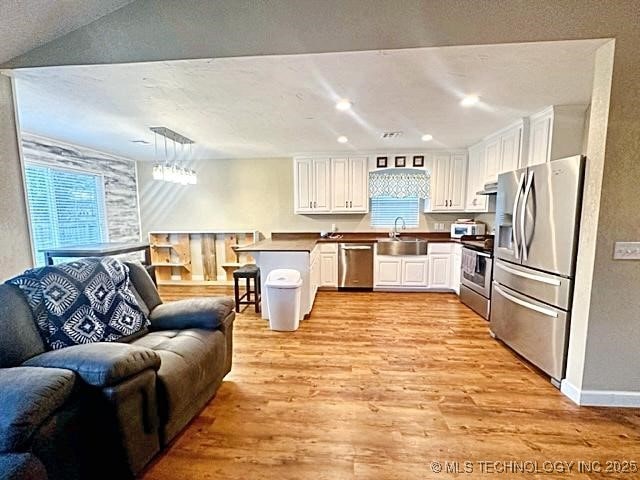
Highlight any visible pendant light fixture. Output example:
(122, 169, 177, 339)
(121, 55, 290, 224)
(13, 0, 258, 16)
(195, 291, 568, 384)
(150, 127, 197, 185)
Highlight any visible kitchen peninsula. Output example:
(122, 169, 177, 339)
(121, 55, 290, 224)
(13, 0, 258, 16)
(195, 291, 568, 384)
(236, 232, 462, 320)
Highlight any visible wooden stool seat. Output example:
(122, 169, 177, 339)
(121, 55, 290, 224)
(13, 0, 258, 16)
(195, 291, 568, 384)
(233, 264, 261, 313)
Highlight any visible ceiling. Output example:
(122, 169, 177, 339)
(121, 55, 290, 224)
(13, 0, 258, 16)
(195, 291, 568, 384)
(0, 0, 135, 65)
(12, 39, 604, 161)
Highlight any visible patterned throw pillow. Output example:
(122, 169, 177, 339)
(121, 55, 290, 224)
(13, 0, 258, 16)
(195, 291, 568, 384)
(7, 257, 150, 350)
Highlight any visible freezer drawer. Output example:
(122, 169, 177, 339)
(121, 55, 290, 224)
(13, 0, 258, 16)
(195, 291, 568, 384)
(490, 281, 569, 382)
(493, 259, 573, 310)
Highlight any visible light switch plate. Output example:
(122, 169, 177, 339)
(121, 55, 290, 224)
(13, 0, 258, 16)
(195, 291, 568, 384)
(613, 242, 640, 260)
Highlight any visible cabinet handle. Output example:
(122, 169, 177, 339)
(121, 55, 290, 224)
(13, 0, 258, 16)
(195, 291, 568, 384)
(309, 201, 312, 208)
(349, 201, 352, 208)
(314, 201, 317, 208)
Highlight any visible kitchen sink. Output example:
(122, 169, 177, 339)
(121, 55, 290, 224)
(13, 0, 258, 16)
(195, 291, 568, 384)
(377, 237, 428, 256)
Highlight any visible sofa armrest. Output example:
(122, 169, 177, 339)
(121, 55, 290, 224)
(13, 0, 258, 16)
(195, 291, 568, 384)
(22, 343, 160, 388)
(149, 297, 234, 331)
(0, 453, 48, 480)
(0, 367, 75, 453)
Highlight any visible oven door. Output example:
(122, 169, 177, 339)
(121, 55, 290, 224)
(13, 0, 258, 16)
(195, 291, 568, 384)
(460, 247, 492, 298)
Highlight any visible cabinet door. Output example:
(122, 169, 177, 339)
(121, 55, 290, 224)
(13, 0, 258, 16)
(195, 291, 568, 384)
(401, 258, 428, 286)
(484, 137, 500, 183)
(431, 153, 451, 211)
(294, 158, 314, 213)
(528, 114, 552, 166)
(348, 156, 369, 212)
(499, 127, 522, 174)
(320, 253, 338, 287)
(375, 257, 402, 286)
(313, 158, 332, 212)
(428, 254, 452, 289)
(330, 158, 350, 212)
(465, 144, 488, 211)
(448, 153, 468, 211)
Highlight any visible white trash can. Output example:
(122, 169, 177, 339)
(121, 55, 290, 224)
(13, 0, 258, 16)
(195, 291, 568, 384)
(265, 269, 302, 331)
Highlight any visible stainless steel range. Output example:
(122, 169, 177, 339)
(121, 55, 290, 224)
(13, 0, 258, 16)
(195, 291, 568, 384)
(459, 235, 494, 319)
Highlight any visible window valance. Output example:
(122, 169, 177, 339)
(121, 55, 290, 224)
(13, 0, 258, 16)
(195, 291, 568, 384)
(368, 170, 430, 199)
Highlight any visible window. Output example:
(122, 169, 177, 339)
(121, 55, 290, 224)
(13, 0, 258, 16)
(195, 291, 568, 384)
(370, 196, 420, 228)
(24, 163, 108, 266)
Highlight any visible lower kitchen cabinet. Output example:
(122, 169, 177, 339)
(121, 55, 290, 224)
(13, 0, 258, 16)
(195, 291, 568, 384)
(375, 257, 403, 286)
(427, 254, 451, 289)
(319, 243, 338, 288)
(402, 258, 429, 286)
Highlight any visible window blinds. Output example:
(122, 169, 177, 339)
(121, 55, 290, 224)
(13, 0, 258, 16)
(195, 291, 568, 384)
(370, 196, 420, 228)
(24, 163, 107, 265)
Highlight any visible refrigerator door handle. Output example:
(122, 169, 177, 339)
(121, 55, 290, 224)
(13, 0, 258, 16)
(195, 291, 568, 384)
(495, 262, 561, 286)
(520, 171, 534, 261)
(512, 172, 526, 259)
(493, 284, 559, 318)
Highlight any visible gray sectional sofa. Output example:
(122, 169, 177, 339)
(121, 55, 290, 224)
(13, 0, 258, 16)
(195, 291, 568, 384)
(0, 261, 235, 480)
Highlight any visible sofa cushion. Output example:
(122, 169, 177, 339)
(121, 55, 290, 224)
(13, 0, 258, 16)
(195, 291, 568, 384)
(131, 329, 226, 434)
(0, 285, 46, 368)
(124, 261, 162, 312)
(149, 297, 234, 331)
(0, 367, 75, 452)
(7, 257, 150, 350)
(0, 453, 47, 480)
(23, 343, 161, 387)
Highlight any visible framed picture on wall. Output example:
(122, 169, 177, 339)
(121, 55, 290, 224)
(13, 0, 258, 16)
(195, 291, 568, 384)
(376, 156, 388, 168)
(413, 155, 424, 167)
(395, 156, 406, 167)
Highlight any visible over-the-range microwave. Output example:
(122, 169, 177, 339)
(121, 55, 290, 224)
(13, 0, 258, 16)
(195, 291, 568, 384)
(450, 223, 485, 238)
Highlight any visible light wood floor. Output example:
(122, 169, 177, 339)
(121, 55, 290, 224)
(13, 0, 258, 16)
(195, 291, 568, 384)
(143, 288, 640, 479)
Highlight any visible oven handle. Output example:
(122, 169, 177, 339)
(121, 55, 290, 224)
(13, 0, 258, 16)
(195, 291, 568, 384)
(495, 262, 561, 286)
(493, 284, 558, 318)
(462, 247, 490, 258)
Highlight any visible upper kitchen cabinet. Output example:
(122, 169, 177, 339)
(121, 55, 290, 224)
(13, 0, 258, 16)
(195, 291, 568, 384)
(429, 152, 468, 212)
(483, 120, 527, 184)
(294, 156, 368, 214)
(465, 143, 488, 212)
(525, 105, 587, 167)
(331, 156, 368, 213)
(293, 157, 331, 213)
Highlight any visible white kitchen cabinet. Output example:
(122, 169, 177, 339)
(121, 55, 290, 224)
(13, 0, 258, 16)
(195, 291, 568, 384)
(318, 243, 338, 288)
(465, 143, 488, 212)
(525, 105, 586, 167)
(499, 124, 523, 173)
(401, 258, 429, 286)
(484, 136, 500, 183)
(482, 120, 526, 184)
(310, 245, 320, 302)
(428, 254, 452, 289)
(294, 157, 331, 213)
(429, 152, 468, 212)
(375, 257, 402, 286)
(331, 156, 368, 213)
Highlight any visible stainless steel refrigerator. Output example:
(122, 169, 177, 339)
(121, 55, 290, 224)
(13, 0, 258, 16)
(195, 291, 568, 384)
(490, 155, 585, 386)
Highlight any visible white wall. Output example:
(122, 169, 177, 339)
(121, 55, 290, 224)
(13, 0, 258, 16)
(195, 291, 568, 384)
(137, 157, 466, 237)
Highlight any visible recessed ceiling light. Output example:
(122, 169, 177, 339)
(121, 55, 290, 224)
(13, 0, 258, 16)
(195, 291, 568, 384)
(421, 134, 433, 142)
(337, 135, 348, 144)
(335, 99, 352, 111)
(460, 94, 480, 107)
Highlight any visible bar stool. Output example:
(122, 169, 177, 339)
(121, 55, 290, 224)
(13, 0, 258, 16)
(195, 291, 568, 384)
(233, 264, 261, 313)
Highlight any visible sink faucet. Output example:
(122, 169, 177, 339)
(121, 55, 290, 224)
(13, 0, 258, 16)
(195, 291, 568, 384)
(391, 216, 406, 238)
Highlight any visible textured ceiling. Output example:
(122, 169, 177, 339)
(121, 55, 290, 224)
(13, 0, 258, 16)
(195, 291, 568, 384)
(13, 39, 604, 161)
(0, 0, 135, 64)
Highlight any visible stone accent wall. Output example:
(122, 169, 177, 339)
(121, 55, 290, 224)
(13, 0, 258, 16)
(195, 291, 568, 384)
(21, 133, 141, 243)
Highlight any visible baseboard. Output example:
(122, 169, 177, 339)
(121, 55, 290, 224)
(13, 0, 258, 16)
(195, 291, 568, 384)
(561, 380, 640, 407)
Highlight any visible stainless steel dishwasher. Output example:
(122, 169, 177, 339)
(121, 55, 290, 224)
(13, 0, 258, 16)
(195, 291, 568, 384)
(338, 243, 374, 289)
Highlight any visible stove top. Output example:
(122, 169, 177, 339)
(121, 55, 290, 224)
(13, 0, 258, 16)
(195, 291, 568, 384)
(460, 234, 494, 255)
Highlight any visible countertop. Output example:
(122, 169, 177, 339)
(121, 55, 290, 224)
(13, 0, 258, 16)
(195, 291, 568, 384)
(235, 232, 460, 252)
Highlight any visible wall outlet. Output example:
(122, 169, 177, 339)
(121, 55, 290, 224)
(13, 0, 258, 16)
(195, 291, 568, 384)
(613, 242, 640, 260)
